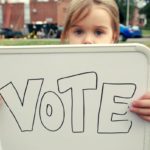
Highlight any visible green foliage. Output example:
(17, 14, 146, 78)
(140, 2, 150, 18)
(140, 3, 150, 29)
(116, 0, 135, 24)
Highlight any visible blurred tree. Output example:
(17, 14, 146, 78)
(140, 2, 150, 29)
(116, 0, 135, 25)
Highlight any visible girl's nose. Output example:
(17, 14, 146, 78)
(82, 34, 94, 44)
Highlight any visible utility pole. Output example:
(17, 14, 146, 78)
(24, 2, 30, 24)
(126, 0, 130, 26)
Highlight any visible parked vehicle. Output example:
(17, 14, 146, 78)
(131, 26, 142, 38)
(119, 24, 133, 41)
(119, 24, 142, 42)
(0, 28, 23, 38)
(27, 23, 59, 39)
(56, 26, 64, 38)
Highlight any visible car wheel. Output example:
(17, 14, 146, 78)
(119, 34, 127, 42)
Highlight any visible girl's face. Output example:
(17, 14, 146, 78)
(67, 5, 115, 44)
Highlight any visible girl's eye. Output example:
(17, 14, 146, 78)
(74, 28, 84, 35)
(94, 30, 103, 36)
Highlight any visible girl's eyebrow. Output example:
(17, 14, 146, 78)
(71, 25, 108, 29)
(71, 25, 82, 28)
(94, 25, 108, 29)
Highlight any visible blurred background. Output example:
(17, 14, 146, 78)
(0, 0, 149, 46)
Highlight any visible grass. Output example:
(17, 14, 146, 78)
(0, 38, 61, 46)
(126, 41, 150, 48)
(142, 29, 150, 37)
(0, 38, 150, 48)
(143, 42, 150, 47)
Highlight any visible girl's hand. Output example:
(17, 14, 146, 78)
(130, 92, 150, 122)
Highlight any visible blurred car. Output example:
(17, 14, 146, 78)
(0, 28, 23, 38)
(56, 26, 64, 38)
(27, 23, 59, 38)
(119, 24, 142, 41)
(119, 24, 133, 41)
(131, 26, 142, 38)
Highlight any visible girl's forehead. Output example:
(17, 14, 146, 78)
(71, 5, 112, 26)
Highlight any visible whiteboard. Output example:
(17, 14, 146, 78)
(0, 43, 150, 150)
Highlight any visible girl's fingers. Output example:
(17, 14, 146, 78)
(131, 99, 150, 108)
(136, 92, 150, 100)
(138, 115, 150, 122)
(130, 106, 150, 115)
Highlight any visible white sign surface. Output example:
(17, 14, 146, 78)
(0, 44, 150, 150)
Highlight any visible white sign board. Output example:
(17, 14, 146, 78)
(0, 44, 150, 150)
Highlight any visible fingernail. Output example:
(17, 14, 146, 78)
(131, 100, 138, 106)
(129, 106, 134, 111)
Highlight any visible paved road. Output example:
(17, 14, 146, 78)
(127, 37, 150, 42)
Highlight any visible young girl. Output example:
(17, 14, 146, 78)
(61, 0, 150, 122)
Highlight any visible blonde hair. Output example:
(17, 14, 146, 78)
(61, 0, 120, 43)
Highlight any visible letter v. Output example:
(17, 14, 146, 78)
(0, 79, 44, 132)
